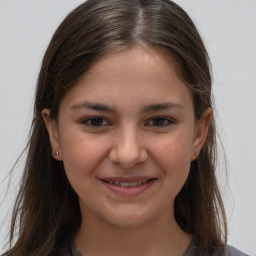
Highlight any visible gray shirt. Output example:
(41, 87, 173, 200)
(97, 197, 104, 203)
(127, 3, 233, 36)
(56, 239, 248, 256)
(183, 240, 248, 256)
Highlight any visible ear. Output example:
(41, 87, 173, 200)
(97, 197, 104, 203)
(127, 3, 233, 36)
(42, 109, 62, 161)
(191, 107, 212, 161)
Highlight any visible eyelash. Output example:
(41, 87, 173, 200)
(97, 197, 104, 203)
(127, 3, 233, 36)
(145, 117, 174, 127)
(80, 116, 174, 128)
(81, 117, 111, 127)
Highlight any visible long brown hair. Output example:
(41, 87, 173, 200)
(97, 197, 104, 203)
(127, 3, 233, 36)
(4, 0, 227, 255)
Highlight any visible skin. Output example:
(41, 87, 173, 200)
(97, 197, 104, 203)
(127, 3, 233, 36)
(43, 46, 211, 256)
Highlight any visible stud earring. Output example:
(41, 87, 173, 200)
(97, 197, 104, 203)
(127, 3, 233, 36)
(194, 152, 197, 157)
(54, 152, 59, 155)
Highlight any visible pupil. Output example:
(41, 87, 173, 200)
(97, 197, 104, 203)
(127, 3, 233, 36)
(91, 118, 103, 126)
(153, 118, 164, 126)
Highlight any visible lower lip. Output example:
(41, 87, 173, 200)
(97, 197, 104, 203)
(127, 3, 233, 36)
(101, 179, 156, 196)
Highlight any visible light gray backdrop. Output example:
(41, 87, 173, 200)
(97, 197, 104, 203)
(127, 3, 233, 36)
(0, 1, 255, 255)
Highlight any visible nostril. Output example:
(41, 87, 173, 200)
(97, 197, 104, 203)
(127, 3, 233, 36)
(108, 134, 148, 167)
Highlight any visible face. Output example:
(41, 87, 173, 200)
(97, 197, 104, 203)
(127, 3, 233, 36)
(43, 46, 211, 229)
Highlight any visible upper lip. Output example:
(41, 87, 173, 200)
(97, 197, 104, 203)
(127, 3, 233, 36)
(99, 176, 156, 183)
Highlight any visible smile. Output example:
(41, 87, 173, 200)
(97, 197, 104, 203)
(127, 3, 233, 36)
(104, 179, 149, 187)
(100, 177, 157, 196)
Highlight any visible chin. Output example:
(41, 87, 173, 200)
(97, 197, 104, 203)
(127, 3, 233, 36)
(106, 216, 151, 230)
(100, 206, 164, 230)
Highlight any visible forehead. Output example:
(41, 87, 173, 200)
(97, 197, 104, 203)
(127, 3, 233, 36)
(59, 46, 193, 111)
(89, 46, 177, 79)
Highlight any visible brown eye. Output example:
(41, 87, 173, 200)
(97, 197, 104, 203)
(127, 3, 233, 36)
(146, 117, 173, 127)
(82, 117, 109, 127)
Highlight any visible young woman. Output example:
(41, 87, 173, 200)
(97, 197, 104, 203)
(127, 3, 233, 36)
(3, 0, 248, 255)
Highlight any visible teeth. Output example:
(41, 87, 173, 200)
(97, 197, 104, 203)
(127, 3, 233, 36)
(120, 182, 129, 187)
(106, 179, 149, 187)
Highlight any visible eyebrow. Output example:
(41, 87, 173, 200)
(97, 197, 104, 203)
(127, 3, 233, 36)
(71, 101, 185, 113)
(142, 103, 185, 112)
(71, 101, 116, 112)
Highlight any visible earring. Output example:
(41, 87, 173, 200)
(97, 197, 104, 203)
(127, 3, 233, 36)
(194, 152, 197, 157)
(54, 152, 59, 155)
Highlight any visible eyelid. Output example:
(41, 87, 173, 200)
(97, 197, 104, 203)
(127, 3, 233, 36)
(80, 116, 112, 127)
(145, 116, 175, 127)
(79, 116, 175, 128)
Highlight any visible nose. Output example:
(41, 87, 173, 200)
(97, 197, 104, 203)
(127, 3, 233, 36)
(108, 125, 148, 168)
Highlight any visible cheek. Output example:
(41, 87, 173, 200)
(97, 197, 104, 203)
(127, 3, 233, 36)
(59, 129, 110, 181)
(152, 128, 193, 164)
(151, 131, 193, 190)
(156, 141, 191, 174)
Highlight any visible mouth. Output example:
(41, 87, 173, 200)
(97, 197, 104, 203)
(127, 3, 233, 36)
(102, 178, 154, 187)
(99, 177, 157, 196)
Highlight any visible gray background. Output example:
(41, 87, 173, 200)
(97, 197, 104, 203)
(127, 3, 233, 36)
(0, 1, 255, 255)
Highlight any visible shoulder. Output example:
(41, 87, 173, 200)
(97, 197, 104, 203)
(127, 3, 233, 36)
(224, 245, 249, 256)
(48, 238, 82, 256)
(184, 239, 249, 256)
(49, 247, 81, 256)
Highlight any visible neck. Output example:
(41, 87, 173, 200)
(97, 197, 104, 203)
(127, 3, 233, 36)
(75, 208, 192, 256)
